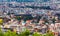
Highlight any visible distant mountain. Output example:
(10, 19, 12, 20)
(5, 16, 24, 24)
(0, 0, 34, 2)
(0, 0, 50, 2)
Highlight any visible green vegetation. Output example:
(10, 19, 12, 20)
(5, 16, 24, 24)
(15, 16, 21, 21)
(0, 19, 3, 25)
(32, 32, 42, 36)
(0, 28, 54, 36)
(15, 16, 33, 21)
(18, 29, 30, 36)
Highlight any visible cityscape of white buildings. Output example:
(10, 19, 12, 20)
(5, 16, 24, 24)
(0, 0, 60, 15)
(0, 0, 60, 34)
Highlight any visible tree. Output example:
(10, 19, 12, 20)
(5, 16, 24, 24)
(18, 29, 30, 36)
(4, 30, 18, 36)
(45, 31, 54, 36)
(0, 27, 54, 36)
(0, 19, 3, 25)
(15, 16, 21, 21)
(32, 32, 42, 36)
(0, 27, 4, 36)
